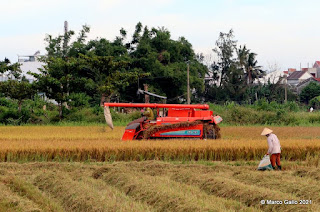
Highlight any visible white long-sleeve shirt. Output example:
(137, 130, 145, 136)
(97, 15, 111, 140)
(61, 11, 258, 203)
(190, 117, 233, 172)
(267, 133, 281, 154)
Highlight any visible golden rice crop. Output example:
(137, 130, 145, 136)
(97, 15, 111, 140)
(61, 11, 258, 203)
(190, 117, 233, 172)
(98, 166, 255, 211)
(34, 171, 151, 212)
(0, 161, 319, 211)
(0, 126, 319, 162)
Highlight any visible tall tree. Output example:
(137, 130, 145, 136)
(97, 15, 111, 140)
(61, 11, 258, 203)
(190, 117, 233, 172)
(78, 54, 139, 105)
(124, 23, 208, 103)
(206, 30, 265, 102)
(237, 45, 264, 84)
(0, 59, 35, 112)
(32, 57, 79, 118)
(222, 64, 247, 101)
(32, 26, 89, 119)
(0, 78, 35, 112)
(212, 29, 237, 87)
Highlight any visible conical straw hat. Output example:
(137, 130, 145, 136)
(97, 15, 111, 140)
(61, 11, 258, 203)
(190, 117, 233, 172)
(261, 128, 273, 136)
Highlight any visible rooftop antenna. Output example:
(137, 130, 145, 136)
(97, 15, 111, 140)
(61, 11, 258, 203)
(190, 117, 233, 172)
(300, 62, 301, 70)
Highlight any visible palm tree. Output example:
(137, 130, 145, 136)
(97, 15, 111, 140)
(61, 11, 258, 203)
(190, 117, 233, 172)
(237, 45, 264, 85)
(237, 45, 249, 70)
(246, 52, 263, 84)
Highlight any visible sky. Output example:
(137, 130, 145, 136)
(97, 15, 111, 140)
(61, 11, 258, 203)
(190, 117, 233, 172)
(1, 0, 320, 71)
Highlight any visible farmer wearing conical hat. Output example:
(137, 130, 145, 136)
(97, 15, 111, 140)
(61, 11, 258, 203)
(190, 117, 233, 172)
(143, 107, 154, 120)
(261, 128, 281, 170)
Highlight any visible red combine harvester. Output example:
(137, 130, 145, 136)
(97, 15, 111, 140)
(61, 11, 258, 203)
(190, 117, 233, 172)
(104, 103, 222, 140)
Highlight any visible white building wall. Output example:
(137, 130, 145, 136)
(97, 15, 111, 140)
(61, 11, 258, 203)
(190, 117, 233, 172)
(19, 60, 44, 82)
(287, 79, 299, 86)
(256, 70, 286, 84)
(299, 72, 313, 82)
(307, 68, 317, 77)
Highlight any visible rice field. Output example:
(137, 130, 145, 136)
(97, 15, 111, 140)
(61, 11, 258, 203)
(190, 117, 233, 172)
(0, 161, 318, 212)
(0, 126, 319, 211)
(0, 126, 319, 162)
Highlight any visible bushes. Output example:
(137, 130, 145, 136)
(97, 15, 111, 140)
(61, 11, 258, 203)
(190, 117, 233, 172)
(65, 108, 103, 122)
(0, 95, 143, 125)
(310, 96, 320, 109)
(210, 101, 317, 126)
(300, 82, 320, 103)
(224, 106, 261, 125)
(0, 96, 319, 126)
(253, 99, 299, 112)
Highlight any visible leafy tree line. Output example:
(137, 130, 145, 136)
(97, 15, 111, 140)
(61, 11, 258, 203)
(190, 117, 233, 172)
(1, 23, 319, 124)
(203, 29, 300, 103)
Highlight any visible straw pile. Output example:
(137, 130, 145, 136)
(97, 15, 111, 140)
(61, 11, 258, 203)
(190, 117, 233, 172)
(143, 121, 202, 139)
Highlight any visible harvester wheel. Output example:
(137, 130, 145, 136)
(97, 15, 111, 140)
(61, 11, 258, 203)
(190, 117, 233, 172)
(213, 125, 221, 139)
(207, 128, 216, 139)
(204, 124, 215, 139)
(204, 124, 221, 139)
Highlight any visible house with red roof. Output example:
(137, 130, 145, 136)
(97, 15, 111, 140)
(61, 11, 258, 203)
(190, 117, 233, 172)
(314, 61, 320, 68)
(277, 61, 320, 94)
(308, 61, 320, 78)
(287, 71, 313, 86)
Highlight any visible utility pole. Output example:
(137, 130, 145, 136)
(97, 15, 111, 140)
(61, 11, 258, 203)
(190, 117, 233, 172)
(187, 62, 190, 104)
(63, 21, 68, 52)
(300, 62, 301, 71)
(63, 21, 70, 109)
(284, 75, 287, 103)
(144, 84, 149, 103)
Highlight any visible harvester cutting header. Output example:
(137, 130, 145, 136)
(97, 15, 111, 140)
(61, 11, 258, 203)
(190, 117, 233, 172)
(104, 103, 223, 140)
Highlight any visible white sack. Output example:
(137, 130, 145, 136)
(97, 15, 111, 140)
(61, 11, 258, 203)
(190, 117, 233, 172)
(257, 155, 273, 170)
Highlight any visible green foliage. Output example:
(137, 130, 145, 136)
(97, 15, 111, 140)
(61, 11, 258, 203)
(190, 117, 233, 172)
(253, 99, 299, 112)
(123, 23, 208, 103)
(78, 54, 139, 104)
(208, 101, 315, 126)
(110, 109, 141, 125)
(0, 80, 35, 111)
(69, 93, 91, 108)
(237, 45, 263, 84)
(300, 82, 320, 103)
(65, 107, 104, 123)
(0, 58, 35, 113)
(0, 23, 317, 126)
(212, 29, 237, 87)
(206, 30, 266, 102)
(309, 96, 320, 109)
(0, 58, 21, 78)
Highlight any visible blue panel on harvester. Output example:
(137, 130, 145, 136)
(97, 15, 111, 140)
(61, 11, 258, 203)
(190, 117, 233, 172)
(160, 130, 201, 136)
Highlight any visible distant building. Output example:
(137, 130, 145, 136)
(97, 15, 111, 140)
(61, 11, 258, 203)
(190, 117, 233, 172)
(256, 70, 287, 84)
(287, 71, 313, 86)
(296, 77, 320, 94)
(298, 61, 320, 78)
(0, 51, 44, 82)
(288, 68, 296, 74)
(18, 51, 44, 82)
(0, 73, 8, 82)
(311, 61, 320, 78)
